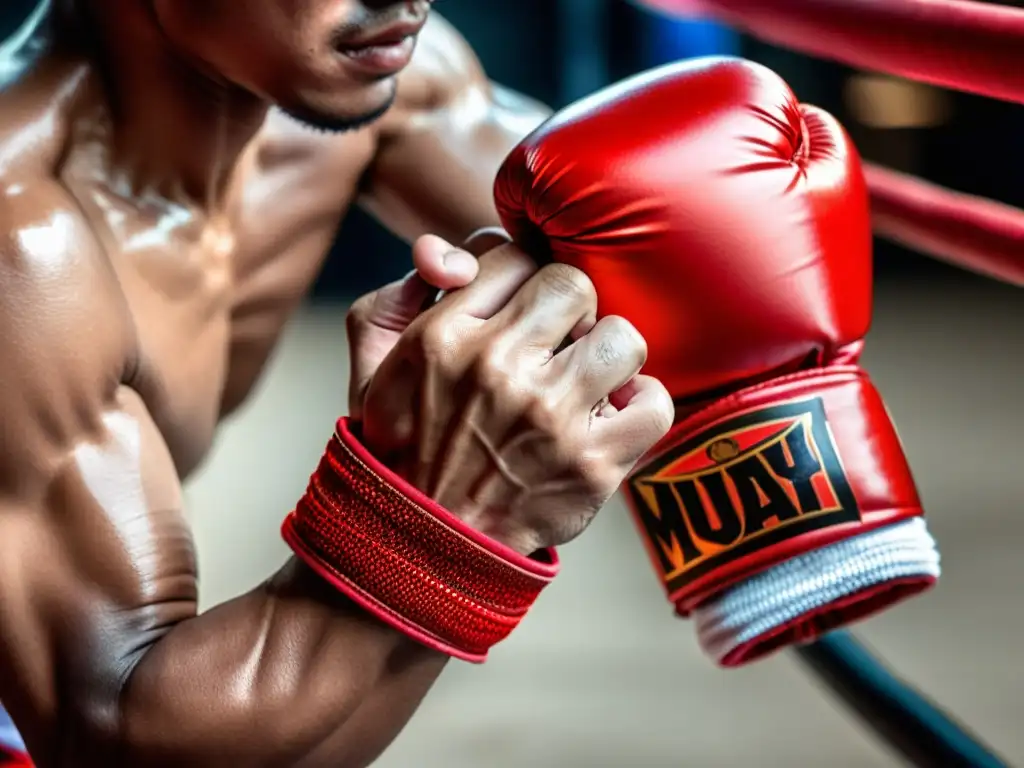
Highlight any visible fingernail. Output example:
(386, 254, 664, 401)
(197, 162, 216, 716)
(423, 234, 454, 255)
(440, 244, 463, 264)
(442, 247, 477, 278)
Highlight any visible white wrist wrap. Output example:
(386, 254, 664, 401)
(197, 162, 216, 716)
(693, 518, 940, 665)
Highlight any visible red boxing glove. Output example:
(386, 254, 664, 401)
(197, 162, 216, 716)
(494, 57, 939, 666)
(282, 419, 559, 662)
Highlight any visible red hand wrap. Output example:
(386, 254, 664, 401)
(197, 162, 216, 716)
(281, 418, 559, 662)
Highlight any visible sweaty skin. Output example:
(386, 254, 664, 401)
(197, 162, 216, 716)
(0, 1, 558, 766)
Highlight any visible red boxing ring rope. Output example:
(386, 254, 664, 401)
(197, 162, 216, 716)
(866, 164, 1024, 287)
(638, 0, 1024, 105)
(637, 0, 1024, 289)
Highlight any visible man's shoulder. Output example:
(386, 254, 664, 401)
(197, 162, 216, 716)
(0, 48, 128, 334)
(0, 171, 133, 380)
(0, 172, 101, 278)
(0, 176, 137, 495)
(0, 54, 108, 275)
(0, 54, 94, 172)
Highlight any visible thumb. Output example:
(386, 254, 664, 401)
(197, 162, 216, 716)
(412, 234, 480, 290)
(346, 236, 480, 419)
(346, 270, 431, 419)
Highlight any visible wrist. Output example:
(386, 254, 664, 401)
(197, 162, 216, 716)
(362, 433, 546, 557)
(462, 513, 547, 558)
(282, 417, 560, 662)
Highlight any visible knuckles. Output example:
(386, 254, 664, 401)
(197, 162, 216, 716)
(345, 294, 374, 335)
(470, 346, 528, 405)
(522, 388, 572, 437)
(590, 315, 648, 370)
(566, 448, 618, 490)
(536, 262, 597, 306)
(645, 381, 676, 440)
(414, 316, 465, 368)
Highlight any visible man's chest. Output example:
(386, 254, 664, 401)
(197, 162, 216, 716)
(66, 130, 375, 476)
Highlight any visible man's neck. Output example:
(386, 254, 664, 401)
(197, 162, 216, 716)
(58, 0, 268, 209)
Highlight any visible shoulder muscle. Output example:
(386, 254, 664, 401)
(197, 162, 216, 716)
(0, 178, 133, 489)
(0, 176, 191, 758)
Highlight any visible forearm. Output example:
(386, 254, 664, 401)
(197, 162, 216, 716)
(116, 559, 447, 768)
(362, 84, 552, 245)
(359, 122, 509, 246)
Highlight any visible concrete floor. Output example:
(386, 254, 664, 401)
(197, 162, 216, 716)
(186, 274, 1023, 767)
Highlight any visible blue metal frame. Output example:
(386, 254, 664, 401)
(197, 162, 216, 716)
(797, 633, 1008, 767)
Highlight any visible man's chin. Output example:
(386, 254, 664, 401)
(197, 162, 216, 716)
(279, 92, 396, 134)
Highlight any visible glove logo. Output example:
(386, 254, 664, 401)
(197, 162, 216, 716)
(627, 398, 859, 597)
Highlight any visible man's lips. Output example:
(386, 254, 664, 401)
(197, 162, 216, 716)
(334, 19, 426, 74)
(340, 20, 426, 50)
(337, 38, 416, 75)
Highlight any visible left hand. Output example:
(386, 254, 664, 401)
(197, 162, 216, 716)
(346, 230, 509, 419)
(358, 244, 669, 553)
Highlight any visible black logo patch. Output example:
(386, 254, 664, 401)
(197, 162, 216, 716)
(627, 398, 859, 598)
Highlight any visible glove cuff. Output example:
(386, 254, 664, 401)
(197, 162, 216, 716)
(625, 366, 939, 663)
(282, 417, 559, 663)
(693, 517, 940, 666)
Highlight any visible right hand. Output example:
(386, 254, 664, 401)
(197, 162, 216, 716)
(358, 241, 674, 555)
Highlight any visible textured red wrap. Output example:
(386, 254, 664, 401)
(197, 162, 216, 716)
(281, 418, 559, 663)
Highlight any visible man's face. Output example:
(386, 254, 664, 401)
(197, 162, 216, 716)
(151, 0, 434, 131)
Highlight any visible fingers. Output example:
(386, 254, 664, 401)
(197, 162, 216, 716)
(346, 269, 439, 419)
(555, 315, 649, 407)
(437, 243, 540, 319)
(348, 232, 505, 420)
(419, 239, 597, 356)
(594, 374, 675, 467)
(414, 228, 514, 287)
(490, 263, 599, 353)
(412, 235, 479, 291)
(351, 270, 433, 333)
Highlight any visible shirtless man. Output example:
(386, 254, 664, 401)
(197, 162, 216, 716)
(0, 1, 674, 765)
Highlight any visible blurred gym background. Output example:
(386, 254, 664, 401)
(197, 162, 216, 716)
(2, 1, 1022, 765)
